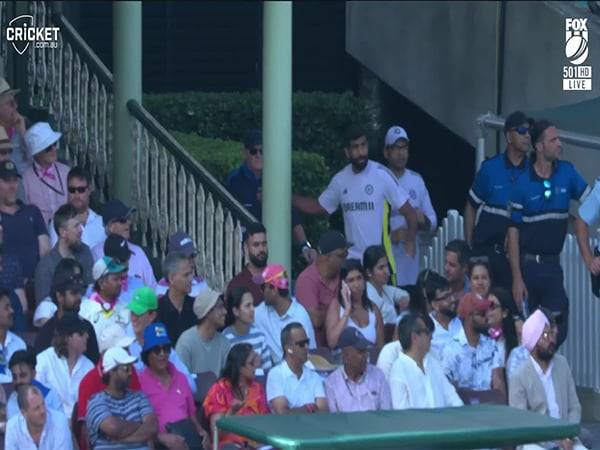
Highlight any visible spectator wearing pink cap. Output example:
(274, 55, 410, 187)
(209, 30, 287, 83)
(254, 263, 316, 364)
(509, 309, 585, 450)
(441, 292, 506, 396)
(22, 122, 70, 225)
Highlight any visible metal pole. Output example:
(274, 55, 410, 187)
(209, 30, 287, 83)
(262, 1, 292, 273)
(113, 1, 142, 203)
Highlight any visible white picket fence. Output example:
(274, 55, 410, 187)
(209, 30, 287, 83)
(422, 210, 600, 391)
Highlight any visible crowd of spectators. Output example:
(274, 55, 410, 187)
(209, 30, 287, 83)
(0, 75, 598, 450)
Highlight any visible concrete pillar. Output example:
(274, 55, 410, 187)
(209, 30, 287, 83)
(262, 1, 292, 273)
(112, 1, 142, 203)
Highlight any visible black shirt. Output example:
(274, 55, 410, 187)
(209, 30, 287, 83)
(34, 314, 100, 364)
(157, 291, 197, 345)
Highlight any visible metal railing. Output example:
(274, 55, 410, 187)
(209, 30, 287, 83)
(7, 1, 255, 291)
(422, 209, 600, 391)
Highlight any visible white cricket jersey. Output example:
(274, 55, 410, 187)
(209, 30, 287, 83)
(389, 169, 438, 285)
(318, 160, 409, 259)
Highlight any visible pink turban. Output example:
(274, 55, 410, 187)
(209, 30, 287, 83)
(521, 309, 549, 352)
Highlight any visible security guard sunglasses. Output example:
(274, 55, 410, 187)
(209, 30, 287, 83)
(543, 179, 552, 200)
(511, 126, 530, 136)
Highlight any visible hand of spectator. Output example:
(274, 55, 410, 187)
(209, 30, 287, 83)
(341, 281, 352, 312)
(416, 210, 426, 225)
(560, 438, 574, 450)
(302, 247, 318, 265)
(404, 238, 416, 259)
(158, 432, 187, 449)
(512, 277, 528, 312)
(13, 112, 26, 135)
(587, 256, 600, 276)
(390, 228, 406, 245)
(229, 398, 244, 415)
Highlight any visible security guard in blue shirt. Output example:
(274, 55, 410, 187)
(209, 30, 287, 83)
(508, 120, 591, 346)
(464, 111, 531, 293)
(576, 177, 600, 296)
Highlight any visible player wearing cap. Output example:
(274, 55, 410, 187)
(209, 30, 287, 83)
(155, 230, 208, 297)
(92, 198, 157, 288)
(390, 312, 462, 409)
(86, 346, 157, 449)
(22, 122, 70, 224)
(464, 111, 531, 293)
(293, 125, 418, 260)
(325, 327, 391, 412)
(441, 293, 505, 395)
(295, 230, 350, 346)
(253, 264, 316, 364)
(382, 125, 437, 293)
(49, 166, 105, 249)
(508, 120, 591, 347)
(34, 203, 94, 304)
(0, 159, 50, 279)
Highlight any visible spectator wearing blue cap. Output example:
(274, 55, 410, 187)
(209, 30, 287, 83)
(225, 129, 317, 264)
(138, 322, 208, 449)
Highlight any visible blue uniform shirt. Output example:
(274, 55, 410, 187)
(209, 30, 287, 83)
(509, 161, 589, 255)
(226, 163, 302, 226)
(469, 152, 529, 247)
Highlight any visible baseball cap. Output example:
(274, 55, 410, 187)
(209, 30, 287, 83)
(317, 230, 352, 255)
(142, 322, 172, 353)
(0, 78, 20, 99)
(503, 111, 530, 134)
(337, 327, 372, 351)
(93, 256, 126, 281)
(0, 160, 20, 180)
(252, 264, 289, 289)
(104, 234, 133, 262)
(457, 292, 492, 320)
(384, 125, 409, 146)
(98, 323, 135, 353)
(56, 312, 88, 336)
(102, 346, 137, 374)
(0, 127, 14, 151)
(167, 231, 197, 258)
(102, 199, 136, 226)
(243, 129, 262, 149)
(24, 122, 62, 157)
(193, 288, 222, 321)
(127, 287, 158, 315)
(52, 271, 84, 293)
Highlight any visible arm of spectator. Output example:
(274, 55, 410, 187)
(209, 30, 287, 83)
(566, 365, 582, 423)
(315, 396, 329, 412)
(291, 195, 329, 216)
(38, 234, 51, 259)
(33, 260, 51, 305)
(14, 288, 27, 313)
(175, 337, 193, 374)
(463, 201, 476, 248)
(170, 350, 197, 394)
(389, 374, 410, 409)
(574, 214, 600, 276)
(508, 371, 527, 410)
(295, 277, 325, 331)
(420, 184, 437, 232)
(372, 304, 385, 353)
(99, 416, 141, 440)
(398, 201, 417, 258)
(270, 396, 314, 414)
(325, 295, 349, 349)
(507, 226, 527, 311)
(491, 367, 507, 400)
(119, 412, 158, 444)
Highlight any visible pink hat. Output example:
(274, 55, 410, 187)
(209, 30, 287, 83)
(521, 309, 550, 352)
(457, 292, 491, 319)
(252, 264, 289, 290)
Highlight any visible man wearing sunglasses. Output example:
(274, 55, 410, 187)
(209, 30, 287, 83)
(226, 129, 316, 264)
(507, 120, 591, 347)
(48, 166, 105, 250)
(464, 111, 531, 294)
(92, 199, 157, 289)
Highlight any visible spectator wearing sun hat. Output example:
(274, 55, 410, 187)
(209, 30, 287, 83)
(22, 122, 70, 224)
(254, 263, 316, 364)
(0, 78, 30, 180)
(175, 288, 231, 376)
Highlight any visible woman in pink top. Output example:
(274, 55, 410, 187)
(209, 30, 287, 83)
(138, 322, 208, 449)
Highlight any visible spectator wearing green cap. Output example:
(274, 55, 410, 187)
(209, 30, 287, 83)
(127, 287, 197, 395)
(80, 256, 130, 341)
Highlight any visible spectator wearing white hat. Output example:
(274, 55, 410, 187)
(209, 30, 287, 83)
(86, 346, 157, 449)
(0, 78, 29, 178)
(175, 288, 231, 376)
(383, 125, 437, 294)
(22, 122, 70, 224)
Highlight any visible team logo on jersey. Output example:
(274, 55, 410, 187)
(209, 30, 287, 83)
(409, 189, 417, 200)
(365, 184, 374, 195)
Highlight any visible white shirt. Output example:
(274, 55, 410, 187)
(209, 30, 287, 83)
(49, 208, 105, 249)
(389, 351, 463, 409)
(366, 282, 409, 325)
(35, 347, 94, 418)
(430, 313, 463, 361)
(390, 169, 438, 286)
(5, 407, 73, 450)
(0, 332, 26, 383)
(376, 340, 403, 380)
(79, 296, 131, 340)
(92, 239, 157, 288)
(318, 161, 409, 259)
(254, 297, 316, 364)
(530, 355, 560, 419)
(266, 360, 325, 408)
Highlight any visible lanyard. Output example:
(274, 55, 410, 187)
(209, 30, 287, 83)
(32, 163, 65, 196)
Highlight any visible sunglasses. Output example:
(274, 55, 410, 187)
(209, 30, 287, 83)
(68, 186, 88, 194)
(511, 126, 530, 136)
(248, 146, 263, 156)
(151, 344, 171, 355)
(541, 330, 557, 340)
(294, 339, 310, 348)
(543, 179, 552, 200)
